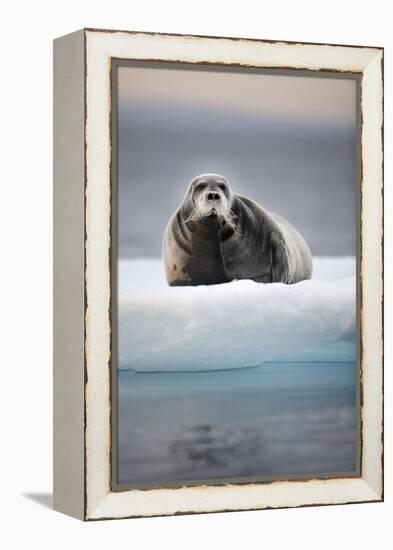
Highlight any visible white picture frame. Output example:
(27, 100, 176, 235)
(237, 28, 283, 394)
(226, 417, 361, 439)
(53, 28, 383, 521)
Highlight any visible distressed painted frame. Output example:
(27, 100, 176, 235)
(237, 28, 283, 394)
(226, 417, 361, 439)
(53, 28, 383, 521)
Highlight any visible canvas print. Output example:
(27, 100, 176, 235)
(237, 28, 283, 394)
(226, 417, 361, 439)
(113, 62, 359, 487)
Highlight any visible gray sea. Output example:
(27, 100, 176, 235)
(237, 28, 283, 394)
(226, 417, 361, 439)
(116, 361, 358, 486)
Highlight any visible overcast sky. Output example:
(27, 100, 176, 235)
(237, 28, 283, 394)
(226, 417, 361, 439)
(117, 63, 357, 258)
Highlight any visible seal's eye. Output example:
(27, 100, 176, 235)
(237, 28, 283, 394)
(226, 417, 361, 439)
(218, 183, 228, 196)
(196, 183, 206, 192)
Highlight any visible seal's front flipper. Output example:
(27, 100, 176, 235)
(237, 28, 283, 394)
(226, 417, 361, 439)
(271, 234, 291, 284)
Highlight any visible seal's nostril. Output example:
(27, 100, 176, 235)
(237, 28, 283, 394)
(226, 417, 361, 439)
(207, 192, 220, 201)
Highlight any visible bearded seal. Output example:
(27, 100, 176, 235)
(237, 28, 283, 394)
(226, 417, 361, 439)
(163, 173, 312, 286)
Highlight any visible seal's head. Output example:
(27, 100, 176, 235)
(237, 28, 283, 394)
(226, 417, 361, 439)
(182, 173, 237, 230)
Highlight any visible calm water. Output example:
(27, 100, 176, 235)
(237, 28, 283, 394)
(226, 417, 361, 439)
(116, 362, 357, 486)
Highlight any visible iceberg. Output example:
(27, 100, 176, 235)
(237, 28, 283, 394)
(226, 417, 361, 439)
(118, 257, 356, 372)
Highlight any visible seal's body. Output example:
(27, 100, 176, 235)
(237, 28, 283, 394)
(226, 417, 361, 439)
(163, 174, 312, 286)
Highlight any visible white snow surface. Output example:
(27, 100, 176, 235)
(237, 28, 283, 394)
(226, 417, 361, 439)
(118, 257, 356, 372)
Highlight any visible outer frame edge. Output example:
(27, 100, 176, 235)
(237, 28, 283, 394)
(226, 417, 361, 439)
(83, 30, 383, 521)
